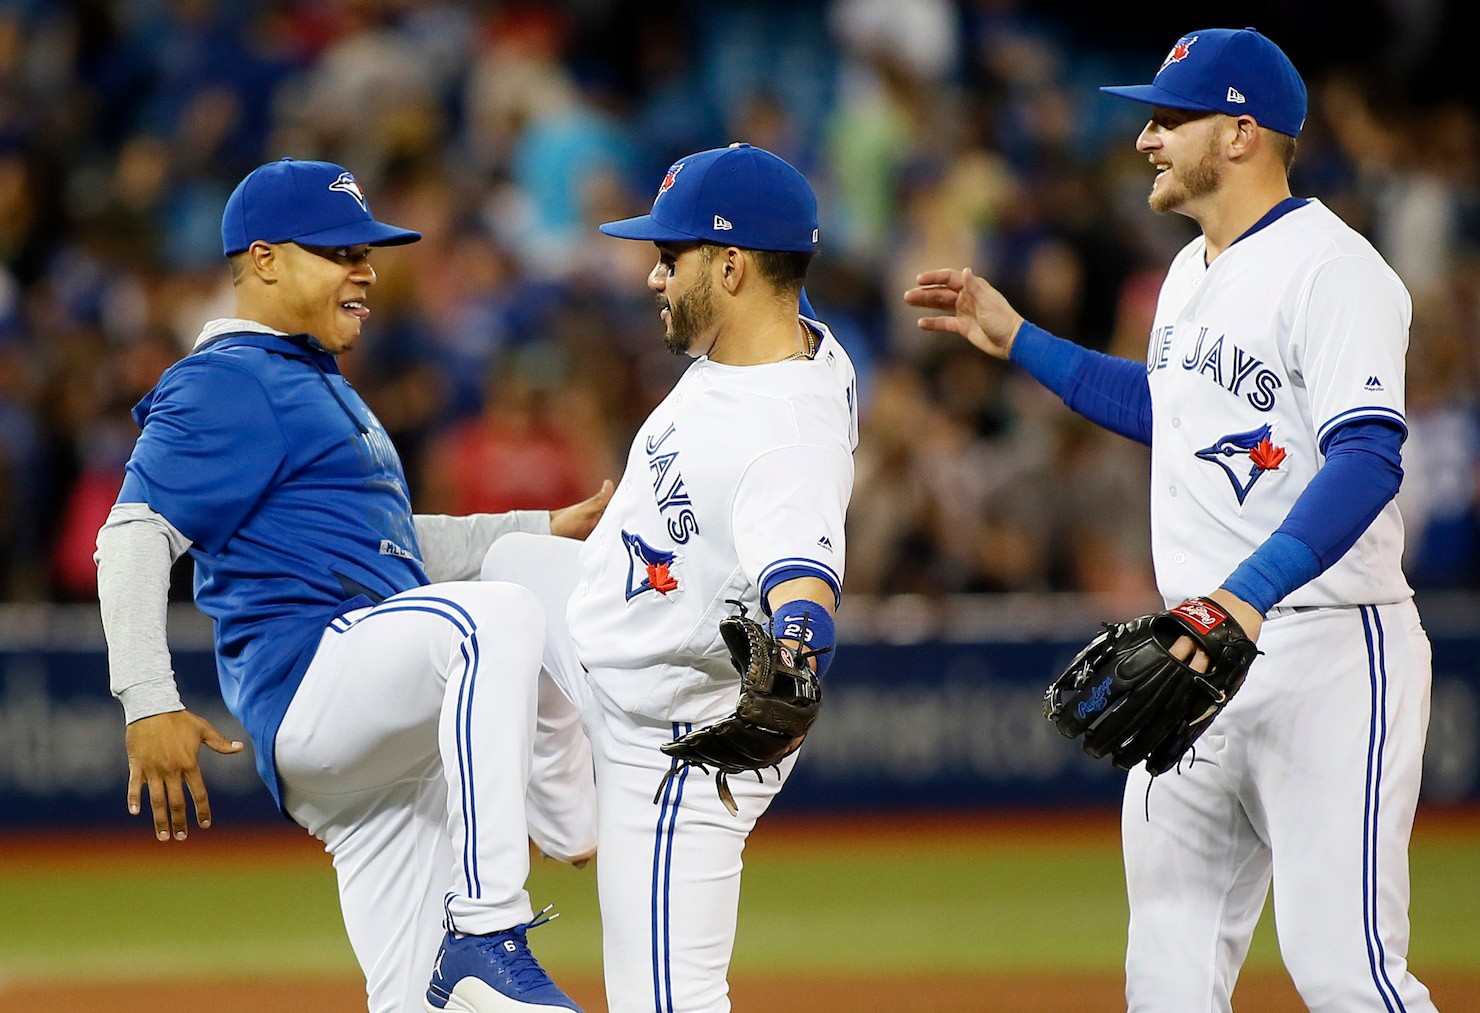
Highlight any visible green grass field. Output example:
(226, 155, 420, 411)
(1, 813, 1475, 992)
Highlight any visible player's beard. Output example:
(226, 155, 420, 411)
(1150, 133, 1224, 213)
(661, 269, 718, 357)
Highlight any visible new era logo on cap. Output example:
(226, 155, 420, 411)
(1227, 87, 1246, 103)
(714, 215, 733, 230)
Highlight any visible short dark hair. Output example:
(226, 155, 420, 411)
(1268, 130, 1298, 172)
(228, 251, 249, 285)
(696, 242, 813, 297)
(746, 248, 814, 294)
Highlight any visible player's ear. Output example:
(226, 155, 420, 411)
(720, 246, 745, 294)
(1229, 115, 1259, 160)
(247, 241, 279, 283)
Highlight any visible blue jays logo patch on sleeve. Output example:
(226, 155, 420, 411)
(1195, 424, 1288, 504)
(622, 530, 681, 601)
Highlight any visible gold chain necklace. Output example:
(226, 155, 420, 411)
(779, 324, 817, 362)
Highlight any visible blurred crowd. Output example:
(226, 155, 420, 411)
(0, 0, 1475, 606)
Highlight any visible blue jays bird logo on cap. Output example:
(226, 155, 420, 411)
(1161, 35, 1199, 71)
(656, 162, 684, 202)
(622, 530, 681, 601)
(1196, 424, 1288, 504)
(328, 171, 369, 211)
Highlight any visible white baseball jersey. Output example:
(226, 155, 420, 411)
(567, 320, 858, 722)
(1144, 199, 1413, 607)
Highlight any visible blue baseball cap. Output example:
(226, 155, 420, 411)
(599, 143, 819, 253)
(1101, 28, 1307, 138)
(221, 158, 421, 256)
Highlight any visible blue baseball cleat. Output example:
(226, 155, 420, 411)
(424, 907, 582, 1012)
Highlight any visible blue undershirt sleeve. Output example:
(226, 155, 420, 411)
(1009, 322, 1153, 446)
(1220, 419, 1404, 613)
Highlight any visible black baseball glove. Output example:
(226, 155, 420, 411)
(1043, 597, 1259, 775)
(656, 602, 825, 816)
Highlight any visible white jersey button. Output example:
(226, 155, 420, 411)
(1170, 486, 1178, 497)
(1173, 551, 1187, 564)
(1172, 417, 1181, 429)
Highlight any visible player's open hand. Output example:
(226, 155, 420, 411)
(550, 480, 615, 540)
(903, 268, 1025, 361)
(125, 710, 244, 842)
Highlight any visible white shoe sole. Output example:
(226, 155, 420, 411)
(426, 976, 574, 1012)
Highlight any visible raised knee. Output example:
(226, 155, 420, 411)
(480, 530, 542, 582)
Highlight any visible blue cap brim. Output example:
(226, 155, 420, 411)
(1100, 83, 1219, 114)
(598, 215, 701, 243)
(290, 219, 422, 250)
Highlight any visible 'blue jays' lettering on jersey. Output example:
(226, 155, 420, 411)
(1148, 324, 1283, 411)
(646, 422, 700, 544)
(119, 330, 428, 805)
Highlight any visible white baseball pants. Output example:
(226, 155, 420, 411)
(1122, 600, 1438, 1012)
(484, 533, 793, 1013)
(275, 580, 597, 1013)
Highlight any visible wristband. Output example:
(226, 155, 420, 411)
(770, 600, 836, 678)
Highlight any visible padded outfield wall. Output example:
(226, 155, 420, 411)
(1, 595, 1476, 828)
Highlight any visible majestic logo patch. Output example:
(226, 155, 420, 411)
(1365, 375, 1384, 391)
(656, 162, 684, 202)
(1160, 35, 1198, 71)
(622, 530, 681, 601)
(1195, 424, 1288, 504)
(817, 535, 832, 550)
(328, 172, 369, 211)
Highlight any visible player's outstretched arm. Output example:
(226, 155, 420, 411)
(903, 268, 1025, 361)
(126, 711, 244, 841)
(550, 479, 615, 540)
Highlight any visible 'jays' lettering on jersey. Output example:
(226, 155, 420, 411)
(119, 327, 427, 803)
(1145, 200, 1412, 607)
(567, 319, 857, 721)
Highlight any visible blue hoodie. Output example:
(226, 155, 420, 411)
(119, 331, 428, 806)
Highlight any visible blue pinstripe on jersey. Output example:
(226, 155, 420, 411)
(1361, 605, 1407, 1013)
(328, 595, 485, 901)
(650, 723, 691, 1012)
